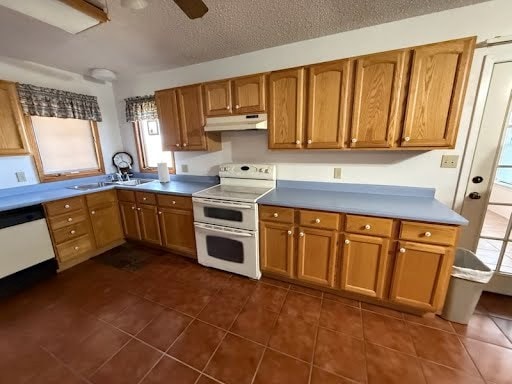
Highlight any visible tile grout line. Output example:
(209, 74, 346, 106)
(488, 315, 512, 345)
(457, 334, 489, 382)
(308, 291, 323, 384)
(39, 345, 95, 384)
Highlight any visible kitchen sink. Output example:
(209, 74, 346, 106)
(68, 179, 154, 191)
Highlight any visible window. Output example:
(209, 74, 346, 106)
(26, 116, 104, 181)
(134, 120, 174, 173)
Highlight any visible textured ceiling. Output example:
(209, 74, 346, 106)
(0, 0, 489, 77)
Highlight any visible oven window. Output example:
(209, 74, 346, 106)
(204, 207, 243, 222)
(206, 236, 244, 263)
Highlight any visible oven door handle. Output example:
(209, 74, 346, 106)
(193, 198, 254, 210)
(194, 223, 255, 237)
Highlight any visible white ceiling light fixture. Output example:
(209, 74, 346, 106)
(0, 0, 109, 34)
(120, 0, 148, 10)
(89, 68, 117, 82)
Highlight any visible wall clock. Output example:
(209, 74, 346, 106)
(112, 151, 134, 171)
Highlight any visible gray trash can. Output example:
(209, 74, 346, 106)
(441, 248, 493, 324)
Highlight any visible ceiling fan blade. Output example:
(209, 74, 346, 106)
(173, 0, 208, 19)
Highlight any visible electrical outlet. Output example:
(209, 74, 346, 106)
(15, 171, 26, 182)
(333, 167, 342, 179)
(181, 164, 189, 173)
(441, 155, 459, 168)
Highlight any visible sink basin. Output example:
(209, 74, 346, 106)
(67, 179, 154, 191)
(116, 179, 155, 186)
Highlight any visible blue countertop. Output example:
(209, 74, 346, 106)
(257, 181, 468, 226)
(0, 175, 218, 212)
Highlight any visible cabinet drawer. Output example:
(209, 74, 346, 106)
(157, 194, 192, 210)
(87, 190, 117, 208)
(52, 221, 90, 244)
(117, 189, 135, 202)
(259, 205, 295, 224)
(345, 215, 393, 237)
(400, 221, 458, 246)
(136, 192, 156, 205)
(49, 210, 88, 231)
(299, 210, 340, 230)
(56, 235, 94, 263)
(45, 196, 84, 217)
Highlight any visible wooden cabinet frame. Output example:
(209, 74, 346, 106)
(0, 80, 29, 156)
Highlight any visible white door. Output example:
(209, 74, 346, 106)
(460, 61, 512, 295)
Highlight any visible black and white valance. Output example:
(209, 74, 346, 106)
(125, 95, 158, 122)
(16, 83, 102, 122)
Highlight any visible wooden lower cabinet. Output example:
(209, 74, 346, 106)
(259, 221, 295, 278)
(340, 233, 390, 298)
(297, 227, 338, 287)
(389, 241, 454, 311)
(138, 204, 162, 245)
(89, 203, 124, 248)
(159, 207, 196, 256)
(119, 201, 141, 240)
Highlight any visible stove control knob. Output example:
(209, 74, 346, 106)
(264, 169, 270, 173)
(259, 168, 265, 173)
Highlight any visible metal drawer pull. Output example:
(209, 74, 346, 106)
(364, 224, 371, 230)
(183, 143, 188, 147)
(287, 230, 292, 235)
(137, 208, 141, 211)
(315, 218, 320, 223)
(74, 246, 79, 251)
(91, 211, 95, 215)
(404, 136, 411, 142)
(143, 197, 147, 201)
(235, 104, 240, 109)
(351, 138, 357, 143)
(64, 204, 70, 209)
(172, 201, 176, 204)
(67, 218, 73, 222)
(158, 211, 162, 215)
(70, 230, 76, 234)
(295, 140, 300, 145)
(299, 232, 304, 237)
(424, 232, 432, 237)
(176, 143, 181, 147)
(273, 213, 279, 217)
(307, 139, 312, 144)
(399, 248, 406, 253)
(131, 206, 136, 210)
(226, 105, 231, 110)
(345, 239, 350, 244)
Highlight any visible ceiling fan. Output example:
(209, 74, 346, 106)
(121, 0, 208, 19)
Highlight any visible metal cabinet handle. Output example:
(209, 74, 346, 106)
(235, 104, 240, 109)
(315, 218, 320, 223)
(67, 218, 73, 222)
(424, 232, 432, 237)
(226, 105, 231, 110)
(131, 206, 136, 210)
(64, 204, 70, 209)
(172, 201, 176, 205)
(143, 197, 147, 201)
(91, 211, 95, 215)
(273, 213, 279, 217)
(299, 232, 304, 237)
(287, 230, 292, 235)
(351, 138, 357, 143)
(345, 239, 350, 244)
(364, 224, 371, 230)
(183, 143, 188, 147)
(137, 208, 141, 211)
(176, 143, 181, 147)
(404, 136, 411, 142)
(295, 140, 301, 145)
(399, 247, 406, 253)
(74, 246, 79, 251)
(70, 230, 76, 235)
(158, 211, 162, 215)
(307, 139, 312, 144)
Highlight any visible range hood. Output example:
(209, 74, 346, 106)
(204, 114, 267, 132)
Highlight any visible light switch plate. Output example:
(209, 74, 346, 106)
(333, 167, 342, 179)
(15, 171, 26, 182)
(181, 164, 189, 173)
(441, 155, 459, 168)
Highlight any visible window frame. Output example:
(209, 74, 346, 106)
(24, 116, 105, 182)
(133, 120, 175, 174)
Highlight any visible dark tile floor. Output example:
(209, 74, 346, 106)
(2, 244, 512, 384)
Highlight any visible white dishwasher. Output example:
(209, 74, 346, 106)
(0, 204, 57, 296)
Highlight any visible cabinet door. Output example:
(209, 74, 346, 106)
(137, 204, 162, 245)
(268, 68, 305, 149)
(350, 50, 409, 148)
(155, 89, 182, 151)
(0, 80, 29, 155)
(233, 74, 266, 114)
(390, 241, 454, 311)
(402, 38, 475, 147)
(177, 84, 207, 150)
(203, 80, 232, 116)
(259, 221, 295, 278)
(297, 227, 337, 287)
(306, 60, 352, 149)
(341, 233, 390, 298)
(119, 201, 140, 240)
(159, 207, 196, 257)
(89, 203, 124, 249)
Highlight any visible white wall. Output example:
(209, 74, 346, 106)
(0, 57, 123, 189)
(113, 0, 512, 206)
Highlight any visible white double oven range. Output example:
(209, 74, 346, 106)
(192, 163, 276, 279)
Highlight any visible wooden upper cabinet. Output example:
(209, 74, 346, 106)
(177, 84, 207, 150)
(389, 241, 454, 311)
(203, 80, 232, 116)
(155, 89, 182, 151)
(259, 221, 295, 278)
(401, 38, 475, 147)
(306, 60, 352, 149)
(350, 50, 409, 148)
(268, 68, 305, 149)
(233, 74, 266, 114)
(340, 233, 390, 298)
(297, 227, 337, 287)
(0, 80, 29, 156)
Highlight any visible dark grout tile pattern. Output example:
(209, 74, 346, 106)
(2, 244, 512, 384)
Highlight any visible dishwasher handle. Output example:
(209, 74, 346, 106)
(0, 204, 46, 230)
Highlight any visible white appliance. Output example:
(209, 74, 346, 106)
(204, 113, 267, 132)
(193, 163, 276, 279)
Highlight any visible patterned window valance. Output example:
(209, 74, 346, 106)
(16, 83, 102, 122)
(125, 95, 158, 122)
